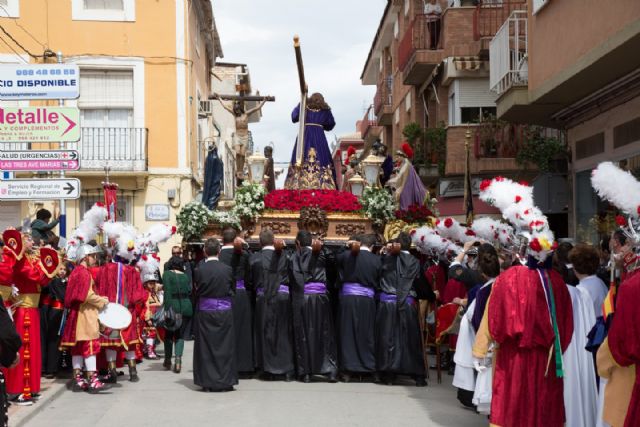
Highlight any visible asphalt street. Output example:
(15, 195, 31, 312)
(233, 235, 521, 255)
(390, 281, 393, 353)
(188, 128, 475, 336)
(19, 342, 487, 427)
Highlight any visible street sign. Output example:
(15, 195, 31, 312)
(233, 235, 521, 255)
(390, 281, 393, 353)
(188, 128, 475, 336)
(0, 64, 80, 100)
(0, 106, 80, 143)
(0, 150, 80, 171)
(0, 178, 81, 200)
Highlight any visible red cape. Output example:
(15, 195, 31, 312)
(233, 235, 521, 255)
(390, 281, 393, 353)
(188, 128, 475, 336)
(488, 266, 573, 427)
(608, 270, 640, 427)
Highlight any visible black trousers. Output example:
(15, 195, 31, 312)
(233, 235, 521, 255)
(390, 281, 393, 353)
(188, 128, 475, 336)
(1, 371, 8, 427)
(427, 19, 441, 49)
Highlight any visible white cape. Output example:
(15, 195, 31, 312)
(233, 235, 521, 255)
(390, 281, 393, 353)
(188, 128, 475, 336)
(453, 299, 477, 391)
(563, 285, 598, 427)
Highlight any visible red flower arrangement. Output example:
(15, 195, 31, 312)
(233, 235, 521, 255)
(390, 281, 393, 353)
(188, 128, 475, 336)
(395, 203, 434, 224)
(264, 189, 361, 212)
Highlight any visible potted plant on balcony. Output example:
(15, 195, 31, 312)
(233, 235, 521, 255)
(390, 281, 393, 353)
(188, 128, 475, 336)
(516, 126, 568, 173)
(424, 122, 446, 177)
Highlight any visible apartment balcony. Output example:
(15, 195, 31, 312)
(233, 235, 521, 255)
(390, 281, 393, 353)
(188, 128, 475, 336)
(373, 76, 393, 125)
(489, 10, 530, 122)
(398, 14, 445, 86)
(361, 104, 383, 145)
(473, 1, 527, 52)
(68, 127, 148, 173)
(445, 124, 521, 176)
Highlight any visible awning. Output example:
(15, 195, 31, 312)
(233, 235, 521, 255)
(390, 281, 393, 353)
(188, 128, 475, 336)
(453, 56, 484, 71)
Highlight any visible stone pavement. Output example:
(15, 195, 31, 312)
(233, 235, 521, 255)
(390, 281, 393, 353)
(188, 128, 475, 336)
(11, 342, 487, 427)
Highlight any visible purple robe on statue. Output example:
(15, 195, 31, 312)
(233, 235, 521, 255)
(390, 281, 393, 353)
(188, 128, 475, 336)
(399, 164, 427, 211)
(285, 105, 337, 189)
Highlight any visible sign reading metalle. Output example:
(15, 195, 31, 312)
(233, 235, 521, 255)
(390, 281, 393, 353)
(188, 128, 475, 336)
(0, 64, 79, 100)
(0, 178, 81, 200)
(0, 106, 80, 143)
(0, 150, 80, 171)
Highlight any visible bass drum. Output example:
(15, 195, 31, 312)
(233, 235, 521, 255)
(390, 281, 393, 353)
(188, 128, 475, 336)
(98, 302, 132, 330)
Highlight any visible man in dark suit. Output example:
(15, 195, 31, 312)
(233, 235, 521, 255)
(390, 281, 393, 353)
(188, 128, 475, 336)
(250, 229, 295, 381)
(193, 238, 237, 392)
(218, 228, 254, 377)
(336, 234, 381, 382)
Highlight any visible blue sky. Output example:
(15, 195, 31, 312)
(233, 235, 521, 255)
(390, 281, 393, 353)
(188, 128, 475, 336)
(213, 0, 385, 181)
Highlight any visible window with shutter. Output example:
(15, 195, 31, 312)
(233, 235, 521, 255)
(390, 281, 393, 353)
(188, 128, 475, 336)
(84, 0, 124, 10)
(72, 0, 134, 21)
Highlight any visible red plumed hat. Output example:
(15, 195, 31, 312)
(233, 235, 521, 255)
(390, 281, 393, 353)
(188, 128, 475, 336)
(401, 142, 413, 159)
(345, 145, 356, 165)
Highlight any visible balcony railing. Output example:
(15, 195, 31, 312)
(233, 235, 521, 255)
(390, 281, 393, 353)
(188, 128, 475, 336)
(68, 127, 148, 172)
(398, 14, 439, 72)
(361, 104, 378, 139)
(373, 76, 393, 116)
(489, 10, 528, 95)
(474, 122, 523, 158)
(473, 0, 527, 41)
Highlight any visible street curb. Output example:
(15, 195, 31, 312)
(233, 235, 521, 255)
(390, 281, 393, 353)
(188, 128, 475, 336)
(9, 379, 68, 427)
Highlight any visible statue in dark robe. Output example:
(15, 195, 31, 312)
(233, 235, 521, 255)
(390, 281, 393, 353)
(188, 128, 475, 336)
(202, 146, 224, 210)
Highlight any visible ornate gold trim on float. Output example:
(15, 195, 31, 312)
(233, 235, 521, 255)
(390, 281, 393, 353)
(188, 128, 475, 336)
(202, 209, 373, 243)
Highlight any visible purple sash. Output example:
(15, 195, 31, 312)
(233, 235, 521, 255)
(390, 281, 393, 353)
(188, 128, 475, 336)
(304, 282, 327, 295)
(378, 292, 415, 305)
(341, 283, 375, 298)
(199, 297, 232, 311)
(256, 284, 289, 297)
(236, 280, 245, 290)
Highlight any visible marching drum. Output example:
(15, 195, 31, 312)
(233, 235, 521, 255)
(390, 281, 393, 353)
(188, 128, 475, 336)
(98, 302, 132, 330)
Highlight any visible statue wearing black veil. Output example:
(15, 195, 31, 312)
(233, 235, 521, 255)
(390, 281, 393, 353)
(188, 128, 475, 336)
(202, 145, 224, 209)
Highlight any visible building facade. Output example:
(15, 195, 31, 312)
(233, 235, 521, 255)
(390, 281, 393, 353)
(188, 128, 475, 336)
(0, 0, 223, 258)
(489, 0, 640, 241)
(361, 0, 530, 221)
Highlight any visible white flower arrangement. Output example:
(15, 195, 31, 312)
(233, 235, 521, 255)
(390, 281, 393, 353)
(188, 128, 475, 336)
(360, 187, 397, 226)
(233, 181, 266, 221)
(176, 201, 213, 241)
(211, 210, 241, 230)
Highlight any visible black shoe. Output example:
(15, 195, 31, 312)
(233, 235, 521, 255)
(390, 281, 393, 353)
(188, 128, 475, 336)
(102, 369, 118, 384)
(284, 373, 295, 382)
(415, 376, 427, 387)
(384, 373, 395, 386)
(128, 364, 140, 383)
(327, 373, 338, 383)
(372, 372, 381, 384)
(341, 373, 351, 383)
(301, 374, 311, 383)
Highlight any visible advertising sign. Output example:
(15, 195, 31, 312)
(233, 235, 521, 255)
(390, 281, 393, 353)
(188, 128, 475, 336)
(0, 178, 81, 200)
(0, 150, 80, 171)
(0, 106, 80, 142)
(0, 64, 80, 100)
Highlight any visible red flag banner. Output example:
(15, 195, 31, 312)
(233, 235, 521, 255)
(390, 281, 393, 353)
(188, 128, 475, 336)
(103, 182, 119, 222)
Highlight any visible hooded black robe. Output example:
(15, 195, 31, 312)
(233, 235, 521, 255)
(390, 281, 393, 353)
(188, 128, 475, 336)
(250, 248, 294, 375)
(290, 247, 338, 377)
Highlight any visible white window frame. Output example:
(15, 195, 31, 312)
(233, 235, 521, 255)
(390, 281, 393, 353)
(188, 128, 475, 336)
(72, 0, 135, 22)
(64, 57, 145, 129)
(0, 0, 19, 18)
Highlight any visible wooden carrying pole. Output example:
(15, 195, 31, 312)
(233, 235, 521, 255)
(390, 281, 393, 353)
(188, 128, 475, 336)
(294, 35, 307, 166)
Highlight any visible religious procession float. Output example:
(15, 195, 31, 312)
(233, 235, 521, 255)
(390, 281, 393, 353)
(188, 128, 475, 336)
(176, 36, 440, 249)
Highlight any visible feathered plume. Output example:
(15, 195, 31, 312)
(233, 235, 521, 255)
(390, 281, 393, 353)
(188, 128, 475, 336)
(479, 177, 556, 261)
(435, 217, 475, 244)
(138, 253, 161, 283)
(591, 162, 640, 218)
(471, 217, 515, 247)
(136, 223, 177, 255)
(412, 226, 462, 258)
(65, 203, 108, 260)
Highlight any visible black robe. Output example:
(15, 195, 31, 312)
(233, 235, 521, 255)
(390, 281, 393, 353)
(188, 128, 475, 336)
(250, 248, 294, 375)
(193, 259, 238, 390)
(290, 247, 338, 377)
(201, 147, 224, 210)
(336, 248, 381, 373)
(376, 252, 425, 376)
(219, 246, 254, 373)
(40, 277, 66, 374)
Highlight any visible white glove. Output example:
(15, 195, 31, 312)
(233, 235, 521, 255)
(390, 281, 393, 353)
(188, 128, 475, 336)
(473, 357, 489, 373)
(11, 285, 19, 298)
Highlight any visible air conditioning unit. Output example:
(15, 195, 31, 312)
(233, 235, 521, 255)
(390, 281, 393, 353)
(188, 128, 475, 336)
(198, 100, 212, 117)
